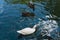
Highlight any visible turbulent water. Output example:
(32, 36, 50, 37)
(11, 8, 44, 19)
(0, 0, 60, 40)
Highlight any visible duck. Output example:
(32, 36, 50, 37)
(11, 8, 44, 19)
(17, 23, 40, 35)
(22, 12, 35, 17)
(28, 0, 35, 11)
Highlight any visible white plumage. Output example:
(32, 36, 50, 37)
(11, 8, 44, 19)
(17, 23, 40, 35)
(17, 28, 35, 35)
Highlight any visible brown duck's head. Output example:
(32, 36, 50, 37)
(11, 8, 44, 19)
(28, 3, 34, 7)
(28, 2, 35, 11)
(22, 12, 35, 17)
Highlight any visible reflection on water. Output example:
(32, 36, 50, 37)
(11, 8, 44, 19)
(0, 0, 60, 40)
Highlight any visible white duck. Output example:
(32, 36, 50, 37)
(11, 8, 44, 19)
(17, 23, 40, 35)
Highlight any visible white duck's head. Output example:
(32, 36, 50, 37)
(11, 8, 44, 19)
(33, 22, 40, 29)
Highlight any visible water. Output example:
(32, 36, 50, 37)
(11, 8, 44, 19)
(0, 0, 60, 40)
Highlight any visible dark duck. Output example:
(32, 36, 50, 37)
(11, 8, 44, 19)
(22, 12, 35, 17)
(28, 1, 35, 11)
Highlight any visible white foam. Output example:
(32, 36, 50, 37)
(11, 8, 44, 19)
(46, 15, 50, 18)
(42, 20, 58, 33)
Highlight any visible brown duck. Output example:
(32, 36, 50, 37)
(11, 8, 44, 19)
(22, 12, 35, 17)
(28, 1, 35, 11)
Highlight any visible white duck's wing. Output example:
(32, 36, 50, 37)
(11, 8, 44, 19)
(22, 28, 35, 34)
(17, 28, 35, 35)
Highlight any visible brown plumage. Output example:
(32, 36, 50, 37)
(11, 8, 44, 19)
(22, 12, 35, 17)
